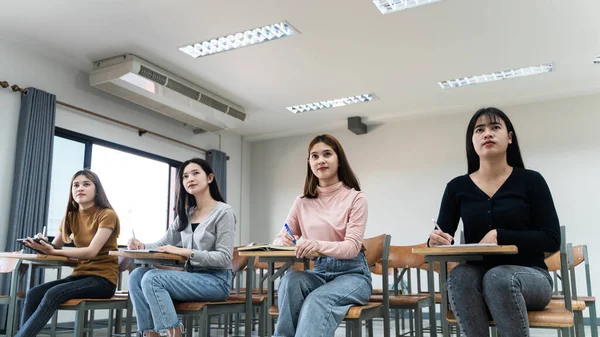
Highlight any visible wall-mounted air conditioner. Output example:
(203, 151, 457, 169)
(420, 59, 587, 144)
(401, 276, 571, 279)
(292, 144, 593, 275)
(89, 54, 246, 133)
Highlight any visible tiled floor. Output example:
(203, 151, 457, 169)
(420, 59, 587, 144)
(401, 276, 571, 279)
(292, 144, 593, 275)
(47, 320, 596, 336)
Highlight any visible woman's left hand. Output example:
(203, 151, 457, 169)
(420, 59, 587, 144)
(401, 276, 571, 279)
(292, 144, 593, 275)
(156, 245, 189, 257)
(295, 240, 320, 258)
(24, 237, 56, 255)
(479, 230, 498, 244)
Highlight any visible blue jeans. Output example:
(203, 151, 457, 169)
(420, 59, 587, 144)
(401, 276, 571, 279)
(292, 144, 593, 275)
(16, 274, 116, 337)
(447, 264, 553, 337)
(128, 267, 232, 332)
(274, 251, 372, 337)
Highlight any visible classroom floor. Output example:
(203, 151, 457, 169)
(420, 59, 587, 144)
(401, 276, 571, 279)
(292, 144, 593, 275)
(47, 319, 596, 336)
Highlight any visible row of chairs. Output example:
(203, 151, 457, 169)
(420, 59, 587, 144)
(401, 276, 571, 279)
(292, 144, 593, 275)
(368, 226, 596, 337)
(1, 227, 596, 337)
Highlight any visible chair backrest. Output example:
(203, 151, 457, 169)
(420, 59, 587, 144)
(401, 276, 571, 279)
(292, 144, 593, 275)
(557, 226, 574, 313)
(363, 235, 391, 306)
(364, 234, 387, 266)
(388, 243, 426, 269)
(545, 250, 561, 272)
(570, 245, 584, 268)
(565, 243, 591, 301)
(253, 258, 291, 270)
(118, 256, 133, 272)
(370, 263, 393, 275)
(418, 261, 459, 274)
(545, 244, 585, 272)
(232, 246, 249, 274)
(292, 260, 314, 271)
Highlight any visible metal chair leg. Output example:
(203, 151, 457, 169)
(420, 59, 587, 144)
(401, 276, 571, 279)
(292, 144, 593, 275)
(75, 306, 86, 337)
(590, 303, 598, 337)
(415, 308, 423, 337)
(395, 309, 400, 337)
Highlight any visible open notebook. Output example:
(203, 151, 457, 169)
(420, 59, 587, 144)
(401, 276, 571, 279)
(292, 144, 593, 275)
(120, 249, 161, 253)
(238, 243, 296, 252)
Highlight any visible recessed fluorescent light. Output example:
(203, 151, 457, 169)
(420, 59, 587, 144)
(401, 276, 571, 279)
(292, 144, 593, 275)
(373, 0, 442, 14)
(594, 56, 600, 64)
(179, 21, 298, 58)
(438, 63, 553, 89)
(286, 93, 377, 114)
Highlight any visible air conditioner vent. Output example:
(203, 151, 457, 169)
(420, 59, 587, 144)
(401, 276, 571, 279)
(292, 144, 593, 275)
(227, 107, 247, 121)
(200, 94, 229, 113)
(166, 79, 200, 100)
(138, 65, 167, 85)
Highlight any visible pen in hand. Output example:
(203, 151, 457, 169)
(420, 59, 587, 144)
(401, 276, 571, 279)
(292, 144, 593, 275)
(432, 218, 453, 246)
(131, 229, 142, 249)
(432, 218, 443, 232)
(283, 223, 297, 245)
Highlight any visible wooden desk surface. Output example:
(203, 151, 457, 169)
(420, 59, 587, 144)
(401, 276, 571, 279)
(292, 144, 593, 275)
(0, 252, 72, 262)
(412, 245, 518, 256)
(109, 250, 187, 262)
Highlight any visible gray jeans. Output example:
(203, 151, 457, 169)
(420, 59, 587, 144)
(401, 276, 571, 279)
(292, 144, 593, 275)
(447, 264, 553, 337)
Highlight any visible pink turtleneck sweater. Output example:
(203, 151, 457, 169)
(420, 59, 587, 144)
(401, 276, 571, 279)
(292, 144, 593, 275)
(273, 181, 368, 259)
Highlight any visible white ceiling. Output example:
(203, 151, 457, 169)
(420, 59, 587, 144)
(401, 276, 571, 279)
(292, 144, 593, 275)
(1, 0, 599, 140)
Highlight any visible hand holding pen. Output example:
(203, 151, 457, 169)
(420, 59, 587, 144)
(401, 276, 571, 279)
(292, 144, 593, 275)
(127, 229, 144, 250)
(282, 223, 299, 246)
(429, 218, 453, 247)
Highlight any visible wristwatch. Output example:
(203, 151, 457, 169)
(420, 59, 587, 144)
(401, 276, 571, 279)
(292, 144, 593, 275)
(189, 251, 195, 259)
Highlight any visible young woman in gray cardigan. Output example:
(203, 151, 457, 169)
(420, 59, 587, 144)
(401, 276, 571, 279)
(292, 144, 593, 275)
(127, 158, 236, 337)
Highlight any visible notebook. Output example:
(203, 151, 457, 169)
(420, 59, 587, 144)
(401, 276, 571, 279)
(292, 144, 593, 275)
(120, 249, 161, 253)
(237, 243, 296, 252)
(437, 243, 498, 248)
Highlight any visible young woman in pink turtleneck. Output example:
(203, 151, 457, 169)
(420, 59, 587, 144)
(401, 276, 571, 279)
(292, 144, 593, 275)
(272, 134, 371, 337)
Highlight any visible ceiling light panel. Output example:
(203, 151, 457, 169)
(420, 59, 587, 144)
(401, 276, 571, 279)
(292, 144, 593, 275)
(438, 63, 553, 89)
(286, 93, 377, 114)
(373, 0, 442, 14)
(179, 21, 298, 58)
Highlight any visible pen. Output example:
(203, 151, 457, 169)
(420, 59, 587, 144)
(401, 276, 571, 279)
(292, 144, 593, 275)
(132, 229, 136, 240)
(42, 226, 47, 238)
(283, 223, 297, 244)
(432, 218, 442, 232)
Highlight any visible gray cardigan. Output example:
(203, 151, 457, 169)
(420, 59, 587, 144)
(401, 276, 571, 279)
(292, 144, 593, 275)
(145, 202, 236, 269)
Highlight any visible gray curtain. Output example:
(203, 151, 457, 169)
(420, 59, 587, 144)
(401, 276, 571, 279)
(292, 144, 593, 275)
(6, 88, 56, 251)
(207, 149, 227, 202)
(0, 88, 55, 330)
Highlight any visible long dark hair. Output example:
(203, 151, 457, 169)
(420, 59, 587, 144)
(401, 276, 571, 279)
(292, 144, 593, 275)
(175, 158, 224, 231)
(62, 169, 113, 242)
(466, 107, 525, 174)
(303, 134, 360, 198)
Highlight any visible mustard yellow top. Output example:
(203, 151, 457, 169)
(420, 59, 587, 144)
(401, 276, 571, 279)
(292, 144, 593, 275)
(61, 206, 120, 285)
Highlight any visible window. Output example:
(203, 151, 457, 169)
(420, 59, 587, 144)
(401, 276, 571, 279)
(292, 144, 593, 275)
(91, 145, 171, 245)
(46, 136, 87, 237)
(47, 128, 180, 245)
